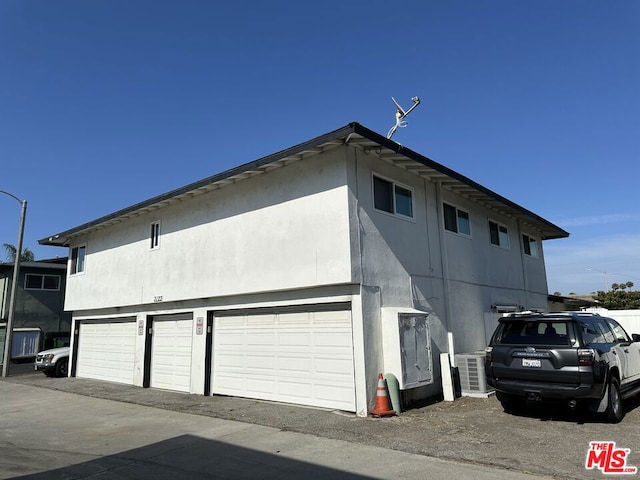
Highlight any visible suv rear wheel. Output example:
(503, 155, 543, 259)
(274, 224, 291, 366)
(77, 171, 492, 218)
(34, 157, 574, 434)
(605, 377, 624, 423)
(496, 392, 525, 413)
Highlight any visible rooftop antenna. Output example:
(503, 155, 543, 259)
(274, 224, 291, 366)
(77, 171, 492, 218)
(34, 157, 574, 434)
(387, 96, 421, 140)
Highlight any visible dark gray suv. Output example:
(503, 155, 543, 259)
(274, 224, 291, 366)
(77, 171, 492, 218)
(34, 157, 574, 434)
(485, 312, 640, 422)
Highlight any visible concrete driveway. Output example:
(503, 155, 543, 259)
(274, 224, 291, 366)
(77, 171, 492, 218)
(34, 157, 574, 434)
(3, 370, 640, 479)
(0, 381, 556, 480)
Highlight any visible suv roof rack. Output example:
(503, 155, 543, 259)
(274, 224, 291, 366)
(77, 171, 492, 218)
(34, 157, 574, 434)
(502, 311, 601, 320)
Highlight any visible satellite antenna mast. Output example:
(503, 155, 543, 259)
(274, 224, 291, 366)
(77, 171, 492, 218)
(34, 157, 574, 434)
(387, 96, 421, 140)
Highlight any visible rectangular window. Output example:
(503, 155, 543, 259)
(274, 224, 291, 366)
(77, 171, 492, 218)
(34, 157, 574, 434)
(25, 274, 61, 290)
(373, 175, 413, 218)
(522, 234, 538, 257)
(498, 321, 570, 346)
(373, 176, 393, 213)
(150, 222, 161, 249)
(443, 203, 471, 236)
(70, 246, 86, 274)
(489, 221, 510, 248)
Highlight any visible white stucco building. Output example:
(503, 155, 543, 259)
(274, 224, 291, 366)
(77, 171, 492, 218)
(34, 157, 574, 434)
(40, 122, 568, 416)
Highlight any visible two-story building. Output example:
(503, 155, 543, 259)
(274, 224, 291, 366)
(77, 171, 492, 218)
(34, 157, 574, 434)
(40, 122, 568, 416)
(0, 257, 71, 362)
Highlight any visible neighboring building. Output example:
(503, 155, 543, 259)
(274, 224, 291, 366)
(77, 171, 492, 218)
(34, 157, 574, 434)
(547, 293, 598, 313)
(39, 122, 568, 416)
(0, 258, 71, 362)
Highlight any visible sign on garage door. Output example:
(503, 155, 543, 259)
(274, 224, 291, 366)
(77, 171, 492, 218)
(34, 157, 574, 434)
(76, 320, 136, 385)
(213, 308, 355, 411)
(149, 313, 193, 393)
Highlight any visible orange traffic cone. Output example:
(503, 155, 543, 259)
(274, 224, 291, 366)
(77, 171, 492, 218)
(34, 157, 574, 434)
(369, 373, 396, 417)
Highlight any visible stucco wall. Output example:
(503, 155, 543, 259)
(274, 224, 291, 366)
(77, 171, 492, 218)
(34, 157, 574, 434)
(65, 148, 353, 311)
(347, 146, 550, 358)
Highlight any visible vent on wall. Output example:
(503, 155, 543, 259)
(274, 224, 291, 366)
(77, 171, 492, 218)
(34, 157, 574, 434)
(455, 353, 494, 398)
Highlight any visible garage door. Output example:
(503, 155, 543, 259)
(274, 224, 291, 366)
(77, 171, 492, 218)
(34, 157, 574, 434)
(76, 321, 136, 384)
(213, 309, 355, 411)
(150, 314, 193, 393)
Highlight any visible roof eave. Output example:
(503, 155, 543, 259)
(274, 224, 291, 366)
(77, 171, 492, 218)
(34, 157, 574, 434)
(39, 121, 568, 246)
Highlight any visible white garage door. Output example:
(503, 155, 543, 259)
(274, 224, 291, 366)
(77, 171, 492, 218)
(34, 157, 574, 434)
(150, 315, 193, 393)
(76, 321, 136, 385)
(213, 309, 355, 411)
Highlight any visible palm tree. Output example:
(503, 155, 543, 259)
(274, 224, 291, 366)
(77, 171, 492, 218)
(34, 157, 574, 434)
(3, 243, 35, 262)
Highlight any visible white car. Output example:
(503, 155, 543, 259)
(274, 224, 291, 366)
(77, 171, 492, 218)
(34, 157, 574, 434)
(34, 347, 70, 377)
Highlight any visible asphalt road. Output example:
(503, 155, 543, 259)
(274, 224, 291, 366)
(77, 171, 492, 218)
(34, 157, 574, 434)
(3, 367, 640, 479)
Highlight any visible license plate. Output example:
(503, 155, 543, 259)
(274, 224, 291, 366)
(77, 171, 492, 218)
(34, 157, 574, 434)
(522, 358, 541, 368)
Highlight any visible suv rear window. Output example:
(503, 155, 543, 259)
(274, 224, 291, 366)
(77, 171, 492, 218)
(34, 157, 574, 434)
(496, 320, 570, 346)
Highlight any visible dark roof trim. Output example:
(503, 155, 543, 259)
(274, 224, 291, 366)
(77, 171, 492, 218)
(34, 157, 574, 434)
(0, 260, 67, 270)
(39, 122, 568, 246)
(348, 124, 568, 239)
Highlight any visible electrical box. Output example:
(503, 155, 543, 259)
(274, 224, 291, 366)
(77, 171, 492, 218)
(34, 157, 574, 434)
(382, 307, 433, 390)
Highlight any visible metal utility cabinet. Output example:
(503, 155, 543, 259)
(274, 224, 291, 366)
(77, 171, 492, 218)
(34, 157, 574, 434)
(382, 307, 433, 389)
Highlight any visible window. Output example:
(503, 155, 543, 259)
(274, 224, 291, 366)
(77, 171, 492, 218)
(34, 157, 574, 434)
(150, 221, 161, 249)
(489, 221, 510, 248)
(580, 318, 607, 344)
(606, 319, 631, 343)
(443, 203, 471, 235)
(522, 234, 538, 257)
(70, 246, 86, 274)
(498, 321, 570, 346)
(373, 175, 413, 218)
(25, 274, 60, 290)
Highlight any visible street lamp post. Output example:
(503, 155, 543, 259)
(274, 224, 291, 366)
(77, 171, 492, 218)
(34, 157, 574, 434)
(1, 190, 27, 377)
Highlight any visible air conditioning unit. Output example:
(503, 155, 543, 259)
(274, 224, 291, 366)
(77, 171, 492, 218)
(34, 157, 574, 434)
(455, 352, 493, 398)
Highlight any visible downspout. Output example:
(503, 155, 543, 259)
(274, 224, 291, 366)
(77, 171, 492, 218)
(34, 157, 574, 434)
(353, 148, 364, 287)
(435, 181, 452, 333)
(516, 221, 529, 307)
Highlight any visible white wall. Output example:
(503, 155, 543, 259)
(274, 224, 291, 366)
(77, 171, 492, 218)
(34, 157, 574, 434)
(63, 141, 553, 410)
(65, 148, 354, 311)
(348, 146, 550, 360)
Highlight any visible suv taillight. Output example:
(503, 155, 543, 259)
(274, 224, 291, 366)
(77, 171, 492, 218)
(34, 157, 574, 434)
(485, 346, 493, 363)
(578, 348, 595, 366)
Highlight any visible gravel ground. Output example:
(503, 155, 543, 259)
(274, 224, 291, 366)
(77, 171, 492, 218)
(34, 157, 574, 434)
(5, 371, 640, 480)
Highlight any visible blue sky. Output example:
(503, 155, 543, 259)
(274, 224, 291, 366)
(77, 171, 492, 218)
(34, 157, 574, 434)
(1, 1, 638, 295)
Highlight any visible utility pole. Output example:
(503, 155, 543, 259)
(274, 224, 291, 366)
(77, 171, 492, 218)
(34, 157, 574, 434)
(1, 190, 27, 377)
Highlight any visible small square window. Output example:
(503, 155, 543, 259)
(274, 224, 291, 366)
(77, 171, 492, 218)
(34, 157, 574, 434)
(443, 203, 471, 236)
(373, 175, 414, 218)
(522, 234, 538, 257)
(25, 274, 43, 289)
(489, 221, 510, 248)
(43, 275, 60, 290)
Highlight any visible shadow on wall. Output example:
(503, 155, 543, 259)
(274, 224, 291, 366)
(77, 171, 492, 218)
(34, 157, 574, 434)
(13, 434, 376, 480)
